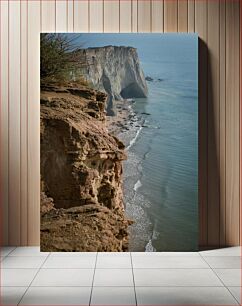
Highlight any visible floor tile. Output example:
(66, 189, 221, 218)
(98, 252, 131, 257)
(1, 269, 38, 286)
(96, 256, 132, 268)
(136, 287, 238, 305)
(42, 256, 96, 268)
(0, 287, 27, 305)
(228, 287, 241, 304)
(203, 256, 241, 268)
(9, 247, 49, 257)
(214, 269, 241, 286)
(0, 247, 16, 257)
(200, 247, 241, 257)
(91, 287, 136, 305)
(19, 286, 91, 305)
(49, 252, 97, 257)
(31, 268, 94, 286)
(132, 252, 199, 257)
(132, 256, 209, 269)
(93, 269, 134, 287)
(134, 268, 223, 287)
(1, 256, 46, 269)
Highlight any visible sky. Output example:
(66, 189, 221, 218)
(70, 33, 198, 65)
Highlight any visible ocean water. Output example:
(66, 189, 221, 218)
(124, 69, 198, 251)
(80, 34, 198, 251)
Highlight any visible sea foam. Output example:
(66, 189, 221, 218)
(133, 179, 142, 192)
(126, 125, 143, 150)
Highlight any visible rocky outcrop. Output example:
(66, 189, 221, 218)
(41, 203, 131, 252)
(40, 83, 132, 252)
(73, 46, 148, 115)
(40, 191, 55, 214)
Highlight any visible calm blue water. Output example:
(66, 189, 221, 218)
(78, 34, 198, 251)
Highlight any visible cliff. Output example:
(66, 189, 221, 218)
(40, 83, 132, 252)
(73, 46, 148, 115)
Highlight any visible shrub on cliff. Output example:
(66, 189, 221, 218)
(40, 34, 86, 85)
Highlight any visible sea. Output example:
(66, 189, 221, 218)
(79, 33, 199, 251)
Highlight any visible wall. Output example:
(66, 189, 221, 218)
(0, 0, 240, 247)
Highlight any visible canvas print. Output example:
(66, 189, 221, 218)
(40, 33, 198, 252)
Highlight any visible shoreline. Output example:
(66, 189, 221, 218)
(106, 99, 157, 252)
(106, 99, 144, 148)
(106, 99, 137, 141)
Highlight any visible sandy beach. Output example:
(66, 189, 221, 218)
(106, 100, 140, 139)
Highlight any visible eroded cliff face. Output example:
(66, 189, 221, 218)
(73, 46, 148, 115)
(40, 84, 132, 252)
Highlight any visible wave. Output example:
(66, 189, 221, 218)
(145, 220, 160, 252)
(158, 90, 179, 98)
(145, 239, 156, 252)
(126, 125, 143, 150)
(134, 179, 142, 192)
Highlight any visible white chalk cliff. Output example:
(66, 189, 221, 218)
(73, 46, 148, 115)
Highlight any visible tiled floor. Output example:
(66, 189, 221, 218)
(0, 246, 241, 305)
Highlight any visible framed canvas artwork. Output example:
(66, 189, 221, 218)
(40, 33, 198, 252)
